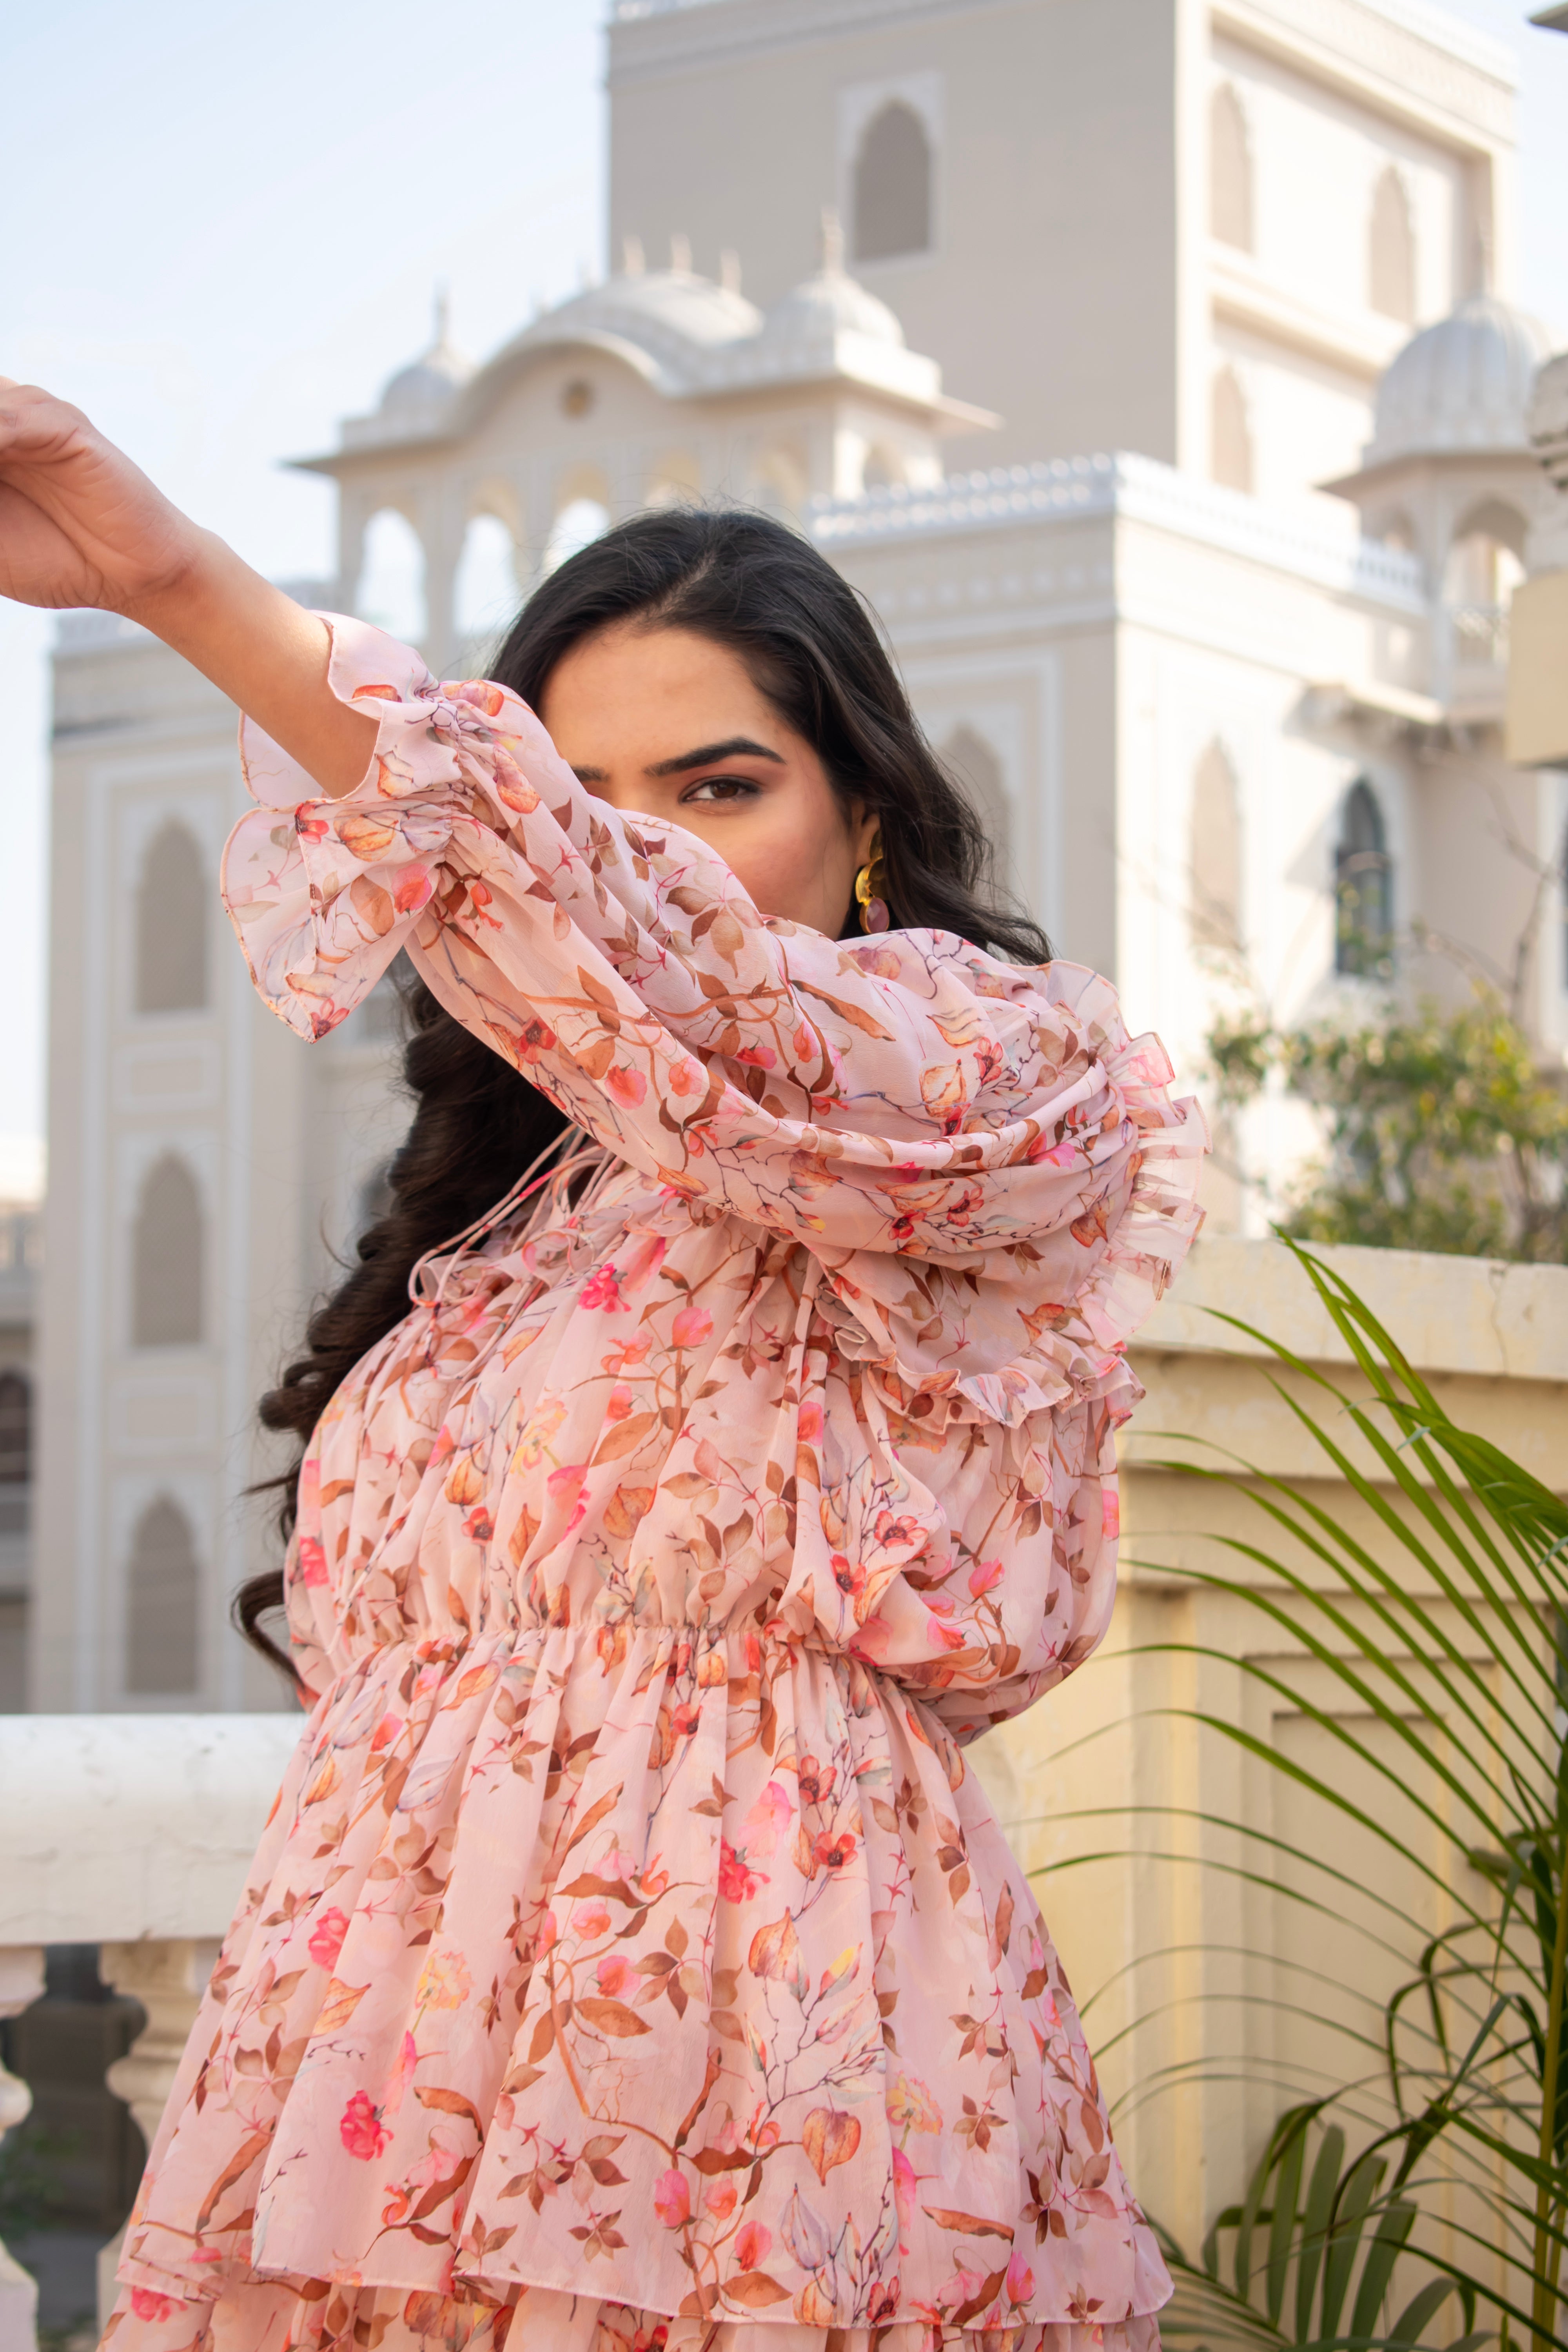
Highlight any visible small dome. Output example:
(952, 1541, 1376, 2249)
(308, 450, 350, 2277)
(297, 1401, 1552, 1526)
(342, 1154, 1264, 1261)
(759, 213, 905, 354)
(1368, 290, 1553, 463)
(379, 298, 474, 421)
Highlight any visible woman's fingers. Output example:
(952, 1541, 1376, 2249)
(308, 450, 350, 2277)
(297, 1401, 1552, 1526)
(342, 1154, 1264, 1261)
(0, 381, 200, 613)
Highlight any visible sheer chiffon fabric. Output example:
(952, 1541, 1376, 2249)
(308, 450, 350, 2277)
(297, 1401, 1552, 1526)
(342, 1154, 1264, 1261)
(103, 619, 1203, 2352)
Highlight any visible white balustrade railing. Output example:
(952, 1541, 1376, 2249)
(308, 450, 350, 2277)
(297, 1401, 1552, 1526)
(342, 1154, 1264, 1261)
(0, 1715, 301, 2350)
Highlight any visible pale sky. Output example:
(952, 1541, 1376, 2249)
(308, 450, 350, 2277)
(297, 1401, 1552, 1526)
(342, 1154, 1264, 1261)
(2, 0, 1565, 1194)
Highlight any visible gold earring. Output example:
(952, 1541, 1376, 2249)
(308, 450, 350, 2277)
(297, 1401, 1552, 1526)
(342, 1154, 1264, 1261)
(855, 836, 889, 934)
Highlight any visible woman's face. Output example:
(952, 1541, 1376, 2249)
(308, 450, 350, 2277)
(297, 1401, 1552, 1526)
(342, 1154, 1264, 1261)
(537, 621, 877, 938)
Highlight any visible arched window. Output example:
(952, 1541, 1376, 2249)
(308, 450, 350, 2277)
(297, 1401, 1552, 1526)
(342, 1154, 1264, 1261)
(135, 820, 207, 1014)
(1369, 167, 1416, 325)
(131, 1154, 203, 1348)
(124, 1494, 200, 1696)
(943, 725, 1012, 886)
(1211, 366, 1254, 494)
(1190, 741, 1243, 952)
(453, 515, 519, 644)
(1210, 83, 1254, 252)
(1335, 779, 1393, 976)
(1445, 505, 1526, 668)
(355, 508, 427, 642)
(0, 1371, 29, 1485)
(853, 101, 933, 264)
(543, 498, 611, 577)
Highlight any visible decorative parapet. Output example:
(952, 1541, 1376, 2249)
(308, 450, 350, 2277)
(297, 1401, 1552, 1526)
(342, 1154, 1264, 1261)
(809, 452, 1427, 611)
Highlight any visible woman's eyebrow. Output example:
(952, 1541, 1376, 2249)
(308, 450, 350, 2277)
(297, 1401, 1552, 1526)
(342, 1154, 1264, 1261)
(645, 737, 786, 776)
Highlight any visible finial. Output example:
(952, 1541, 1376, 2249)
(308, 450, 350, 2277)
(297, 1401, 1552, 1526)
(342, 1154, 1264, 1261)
(1474, 217, 1494, 296)
(670, 232, 693, 274)
(819, 207, 845, 276)
(720, 247, 742, 296)
(622, 233, 645, 276)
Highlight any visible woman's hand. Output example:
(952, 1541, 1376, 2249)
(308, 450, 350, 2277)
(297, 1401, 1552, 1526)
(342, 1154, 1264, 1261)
(0, 380, 377, 797)
(0, 379, 201, 615)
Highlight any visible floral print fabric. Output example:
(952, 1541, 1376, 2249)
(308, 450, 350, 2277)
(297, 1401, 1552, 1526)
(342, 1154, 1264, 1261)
(105, 617, 1204, 2352)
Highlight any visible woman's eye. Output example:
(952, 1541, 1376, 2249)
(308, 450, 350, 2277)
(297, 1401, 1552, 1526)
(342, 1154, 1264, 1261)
(681, 774, 759, 806)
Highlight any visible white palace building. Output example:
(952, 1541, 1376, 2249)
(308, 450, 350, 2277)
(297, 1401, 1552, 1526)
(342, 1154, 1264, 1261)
(29, 0, 1568, 1712)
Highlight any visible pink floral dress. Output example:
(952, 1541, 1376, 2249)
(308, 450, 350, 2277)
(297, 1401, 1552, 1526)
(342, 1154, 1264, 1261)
(103, 617, 1204, 2352)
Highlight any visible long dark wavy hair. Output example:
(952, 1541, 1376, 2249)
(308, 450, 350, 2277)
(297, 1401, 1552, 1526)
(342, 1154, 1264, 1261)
(237, 506, 1052, 1677)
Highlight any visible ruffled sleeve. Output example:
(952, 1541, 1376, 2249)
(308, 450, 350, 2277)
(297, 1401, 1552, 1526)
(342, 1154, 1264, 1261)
(222, 616, 1205, 1427)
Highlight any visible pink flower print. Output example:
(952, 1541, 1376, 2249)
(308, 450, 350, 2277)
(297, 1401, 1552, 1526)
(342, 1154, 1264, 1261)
(393, 866, 432, 913)
(792, 1021, 814, 1060)
(704, 2179, 738, 2220)
(735, 2220, 771, 2271)
(891, 2145, 918, 2252)
(605, 1064, 647, 1108)
(1102, 1488, 1121, 1539)
(370, 1713, 402, 1755)
(653, 2168, 690, 2229)
(383, 2029, 419, 2121)
(546, 1465, 587, 1531)
(944, 2267, 987, 2312)
(740, 1780, 791, 1860)
(297, 1535, 328, 1589)
(797, 1401, 823, 1443)
(574, 1900, 612, 1940)
(307, 1907, 350, 1970)
(405, 2127, 466, 2195)
(580, 1264, 626, 1312)
(130, 2289, 178, 2322)
(736, 1045, 775, 1068)
(813, 1831, 856, 1875)
(1007, 2249, 1036, 2306)
(668, 1056, 704, 1096)
(293, 804, 330, 842)
(466, 879, 502, 930)
(596, 1955, 633, 1997)
(928, 1612, 969, 1651)
(969, 1557, 1005, 1598)
(536, 1909, 559, 1955)
(605, 1383, 633, 1422)
(670, 1304, 713, 1350)
(463, 1505, 493, 1543)
(718, 1838, 766, 1902)
(339, 2090, 392, 2161)
(516, 1016, 556, 1063)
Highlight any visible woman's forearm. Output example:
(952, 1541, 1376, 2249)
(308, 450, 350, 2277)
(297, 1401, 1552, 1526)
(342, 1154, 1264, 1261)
(130, 533, 377, 800)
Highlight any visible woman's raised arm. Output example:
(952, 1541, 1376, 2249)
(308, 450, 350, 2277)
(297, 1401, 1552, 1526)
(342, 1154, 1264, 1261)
(0, 382, 375, 796)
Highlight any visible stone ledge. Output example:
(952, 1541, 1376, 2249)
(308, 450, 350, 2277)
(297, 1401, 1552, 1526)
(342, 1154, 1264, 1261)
(1134, 1236, 1568, 1385)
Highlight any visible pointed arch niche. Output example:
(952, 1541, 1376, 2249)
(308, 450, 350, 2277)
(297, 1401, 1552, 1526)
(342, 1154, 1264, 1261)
(1211, 366, 1254, 494)
(853, 100, 933, 264)
(1369, 167, 1416, 324)
(942, 724, 1013, 887)
(135, 818, 208, 1015)
(1189, 741, 1243, 953)
(124, 1493, 200, 1696)
(1335, 779, 1393, 976)
(131, 1153, 204, 1348)
(356, 508, 428, 643)
(1210, 83, 1254, 252)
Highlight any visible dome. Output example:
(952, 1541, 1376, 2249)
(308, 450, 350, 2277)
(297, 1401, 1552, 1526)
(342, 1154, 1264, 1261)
(1367, 290, 1553, 464)
(378, 299, 474, 421)
(759, 214, 906, 354)
(532, 268, 763, 354)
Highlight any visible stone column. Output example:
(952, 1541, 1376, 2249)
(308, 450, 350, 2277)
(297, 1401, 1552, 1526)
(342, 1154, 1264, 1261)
(95, 1940, 219, 2334)
(0, 1946, 44, 2352)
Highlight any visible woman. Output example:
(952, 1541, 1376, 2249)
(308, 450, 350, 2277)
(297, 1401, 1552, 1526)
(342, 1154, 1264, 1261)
(0, 381, 1203, 2352)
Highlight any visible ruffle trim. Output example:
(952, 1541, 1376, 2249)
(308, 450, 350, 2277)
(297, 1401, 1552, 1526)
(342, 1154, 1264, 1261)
(107, 2271, 1165, 2352)
(817, 1001, 1208, 1431)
